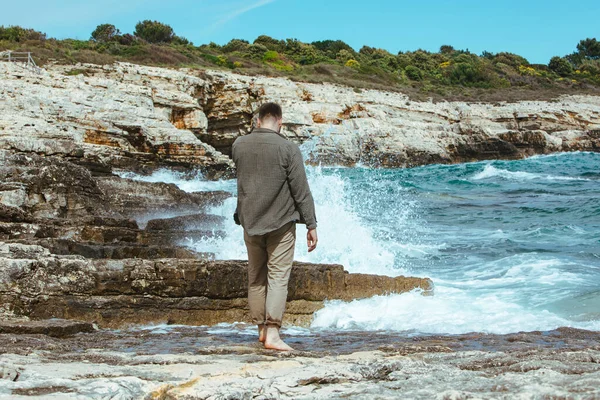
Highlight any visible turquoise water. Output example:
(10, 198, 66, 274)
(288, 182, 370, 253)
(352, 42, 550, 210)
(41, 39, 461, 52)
(125, 151, 600, 334)
(308, 152, 600, 333)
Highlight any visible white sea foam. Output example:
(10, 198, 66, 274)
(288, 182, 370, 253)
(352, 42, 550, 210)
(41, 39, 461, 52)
(311, 288, 600, 334)
(471, 165, 589, 182)
(183, 165, 405, 276)
(115, 168, 236, 192)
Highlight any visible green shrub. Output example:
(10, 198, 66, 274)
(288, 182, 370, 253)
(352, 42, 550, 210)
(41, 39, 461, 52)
(134, 20, 175, 43)
(254, 35, 285, 52)
(410, 50, 436, 72)
(262, 50, 293, 71)
(263, 50, 279, 62)
(396, 53, 412, 69)
(284, 39, 319, 65)
(117, 34, 137, 46)
(336, 49, 354, 63)
(440, 45, 455, 54)
(172, 36, 191, 46)
(493, 52, 529, 68)
(0, 25, 46, 42)
(447, 61, 491, 86)
(247, 43, 268, 59)
(548, 56, 573, 77)
(312, 39, 353, 59)
(222, 39, 249, 53)
(405, 65, 423, 80)
(578, 60, 600, 76)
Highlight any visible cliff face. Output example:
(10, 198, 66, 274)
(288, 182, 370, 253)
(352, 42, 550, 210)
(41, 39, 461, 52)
(1, 61, 599, 176)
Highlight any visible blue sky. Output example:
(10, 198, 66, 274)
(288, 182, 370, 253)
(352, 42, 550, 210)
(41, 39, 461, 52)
(1, 0, 598, 64)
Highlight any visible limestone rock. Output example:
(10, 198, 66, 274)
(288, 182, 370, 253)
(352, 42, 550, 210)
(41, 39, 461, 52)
(0, 152, 228, 261)
(0, 327, 598, 399)
(0, 150, 110, 220)
(0, 62, 233, 177)
(0, 318, 95, 337)
(2, 61, 598, 176)
(0, 242, 432, 328)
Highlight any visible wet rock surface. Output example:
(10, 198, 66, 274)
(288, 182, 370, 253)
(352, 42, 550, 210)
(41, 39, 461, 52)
(0, 325, 599, 399)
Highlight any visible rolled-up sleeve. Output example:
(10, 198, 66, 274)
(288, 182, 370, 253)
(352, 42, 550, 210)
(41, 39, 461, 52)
(286, 145, 317, 229)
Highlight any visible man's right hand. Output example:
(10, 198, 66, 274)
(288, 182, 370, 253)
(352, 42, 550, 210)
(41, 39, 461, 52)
(307, 228, 318, 252)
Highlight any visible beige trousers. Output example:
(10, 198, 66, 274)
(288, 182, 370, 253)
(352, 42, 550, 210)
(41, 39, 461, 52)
(244, 221, 296, 327)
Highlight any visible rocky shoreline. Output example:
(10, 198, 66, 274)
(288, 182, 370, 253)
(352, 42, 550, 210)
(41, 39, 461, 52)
(0, 149, 431, 327)
(1, 60, 599, 398)
(0, 322, 599, 399)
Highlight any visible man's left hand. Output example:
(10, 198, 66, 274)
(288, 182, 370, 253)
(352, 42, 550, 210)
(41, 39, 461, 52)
(307, 228, 318, 252)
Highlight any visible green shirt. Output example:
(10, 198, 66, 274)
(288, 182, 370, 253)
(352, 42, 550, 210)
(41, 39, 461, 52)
(232, 128, 317, 236)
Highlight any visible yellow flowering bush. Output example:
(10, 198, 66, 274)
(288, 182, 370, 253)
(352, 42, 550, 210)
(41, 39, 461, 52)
(518, 65, 540, 76)
(345, 59, 360, 69)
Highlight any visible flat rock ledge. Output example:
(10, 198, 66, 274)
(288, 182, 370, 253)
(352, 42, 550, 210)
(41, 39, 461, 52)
(0, 242, 432, 328)
(0, 319, 94, 337)
(0, 326, 598, 399)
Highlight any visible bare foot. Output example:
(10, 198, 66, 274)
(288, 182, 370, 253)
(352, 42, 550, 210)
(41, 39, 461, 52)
(263, 325, 294, 351)
(258, 324, 266, 343)
(264, 338, 294, 351)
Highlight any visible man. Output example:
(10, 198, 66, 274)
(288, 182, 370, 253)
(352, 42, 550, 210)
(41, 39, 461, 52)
(232, 102, 318, 352)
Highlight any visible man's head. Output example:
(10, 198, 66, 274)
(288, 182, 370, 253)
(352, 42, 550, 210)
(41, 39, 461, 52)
(257, 102, 283, 132)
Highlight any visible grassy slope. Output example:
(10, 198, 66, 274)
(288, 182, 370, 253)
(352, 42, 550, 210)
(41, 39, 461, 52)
(2, 36, 600, 103)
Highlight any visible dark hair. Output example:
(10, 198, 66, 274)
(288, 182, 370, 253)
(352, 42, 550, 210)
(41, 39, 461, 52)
(258, 102, 282, 121)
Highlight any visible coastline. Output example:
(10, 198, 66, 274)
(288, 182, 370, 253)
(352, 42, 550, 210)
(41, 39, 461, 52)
(1, 323, 599, 399)
(1, 60, 599, 399)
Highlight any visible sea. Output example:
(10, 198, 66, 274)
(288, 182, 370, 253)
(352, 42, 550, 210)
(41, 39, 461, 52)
(120, 149, 600, 336)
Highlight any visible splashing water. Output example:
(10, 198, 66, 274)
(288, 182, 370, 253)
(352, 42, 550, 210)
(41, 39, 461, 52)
(123, 151, 600, 334)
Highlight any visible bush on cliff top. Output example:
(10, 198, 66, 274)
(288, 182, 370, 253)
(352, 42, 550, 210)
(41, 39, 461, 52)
(91, 24, 121, 43)
(133, 20, 175, 44)
(2, 23, 599, 100)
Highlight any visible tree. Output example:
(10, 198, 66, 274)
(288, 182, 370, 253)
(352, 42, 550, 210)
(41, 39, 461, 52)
(576, 38, 600, 60)
(440, 45, 455, 55)
(548, 56, 573, 76)
(90, 24, 121, 42)
(134, 20, 175, 43)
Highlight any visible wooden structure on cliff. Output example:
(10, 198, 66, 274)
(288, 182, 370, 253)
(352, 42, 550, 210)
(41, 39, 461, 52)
(0, 50, 42, 74)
